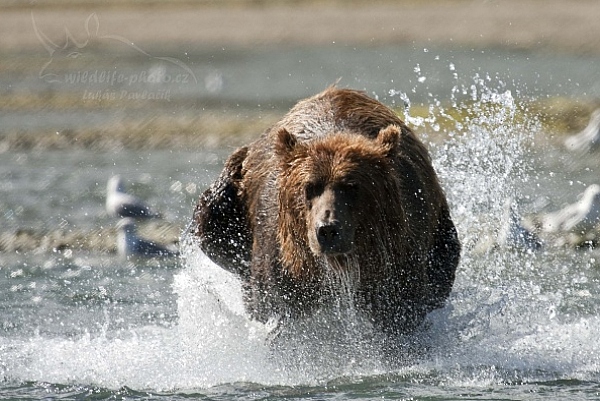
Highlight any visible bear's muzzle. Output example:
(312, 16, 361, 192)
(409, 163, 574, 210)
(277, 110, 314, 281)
(314, 219, 354, 255)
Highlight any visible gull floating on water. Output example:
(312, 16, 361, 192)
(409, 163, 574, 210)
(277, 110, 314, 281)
(106, 175, 160, 219)
(542, 184, 600, 235)
(564, 109, 600, 152)
(116, 218, 178, 259)
(497, 198, 542, 250)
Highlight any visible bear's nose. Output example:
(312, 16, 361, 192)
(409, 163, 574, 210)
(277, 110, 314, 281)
(317, 220, 343, 250)
(318, 220, 340, 240)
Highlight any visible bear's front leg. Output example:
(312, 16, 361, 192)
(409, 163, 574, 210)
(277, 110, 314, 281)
(192, 146, 253, 277)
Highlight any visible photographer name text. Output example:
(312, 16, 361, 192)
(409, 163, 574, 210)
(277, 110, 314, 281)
(83, 89, 172, 101)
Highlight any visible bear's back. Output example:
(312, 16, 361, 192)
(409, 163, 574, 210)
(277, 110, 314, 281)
(274, 87, 407, 142)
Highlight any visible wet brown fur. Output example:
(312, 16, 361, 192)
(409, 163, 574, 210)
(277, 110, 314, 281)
(192, 87, 460, 338)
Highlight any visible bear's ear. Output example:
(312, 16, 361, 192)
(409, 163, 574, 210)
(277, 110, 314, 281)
(376, 124, 401, 155)
(274, 127, 297, 158)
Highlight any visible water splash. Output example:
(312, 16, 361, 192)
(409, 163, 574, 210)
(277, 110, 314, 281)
(177, 246, 386, 383)
(4, 75, 600, 393)
(430, 78, 536, 248)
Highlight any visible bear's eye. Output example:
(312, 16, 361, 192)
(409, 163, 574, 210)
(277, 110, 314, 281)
(305, 182, 324, 200)
(337, 182, 358, 197)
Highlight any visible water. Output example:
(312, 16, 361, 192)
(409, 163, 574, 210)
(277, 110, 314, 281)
(3, 52, 600, 399)
(4, 44, 600, 135)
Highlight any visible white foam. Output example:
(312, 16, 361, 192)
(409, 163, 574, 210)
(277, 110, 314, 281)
(3, 226, 600, 391)
(1, 250, 386, 390)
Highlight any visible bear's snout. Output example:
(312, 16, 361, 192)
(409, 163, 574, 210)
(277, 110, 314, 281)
(307, 185, 356, 256)
(317, 220, 343, 251)
(313, 219, 354, 255)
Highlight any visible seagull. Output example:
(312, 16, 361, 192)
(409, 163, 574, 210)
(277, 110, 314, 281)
(564, 109, 600, 152)
(497, 198, 542, 250)
(116, 218, 179, 259)
(542, 184, 600, 235)
(106, 175, 160, 219)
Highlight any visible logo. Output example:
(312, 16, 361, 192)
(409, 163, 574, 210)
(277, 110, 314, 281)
(32, 12, 198, 99)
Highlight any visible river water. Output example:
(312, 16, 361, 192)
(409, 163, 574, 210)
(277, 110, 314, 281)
(2, 45, 600, 399)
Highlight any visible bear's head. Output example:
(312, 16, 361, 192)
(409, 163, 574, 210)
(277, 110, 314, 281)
(275, 125, 407, 279)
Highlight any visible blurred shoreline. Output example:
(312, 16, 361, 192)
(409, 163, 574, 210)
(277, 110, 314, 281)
(1, 0, 599, 151)
(1, 0, 600, 54)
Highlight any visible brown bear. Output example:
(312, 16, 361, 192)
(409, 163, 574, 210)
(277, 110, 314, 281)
(190, 87, 460, 342)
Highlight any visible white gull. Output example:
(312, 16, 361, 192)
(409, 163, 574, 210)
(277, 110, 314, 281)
(116, 218, 178, 259)
(542, 184, 600, 235)
(106, 175, 160, 219)
(564, 109, 600, 152)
